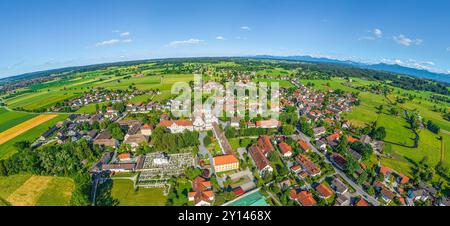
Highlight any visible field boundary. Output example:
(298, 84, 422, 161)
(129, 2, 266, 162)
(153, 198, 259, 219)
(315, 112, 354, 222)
(0, 114, 57, 145)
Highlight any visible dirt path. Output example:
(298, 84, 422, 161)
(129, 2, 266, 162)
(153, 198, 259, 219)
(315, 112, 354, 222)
(6, 176, 53, 206)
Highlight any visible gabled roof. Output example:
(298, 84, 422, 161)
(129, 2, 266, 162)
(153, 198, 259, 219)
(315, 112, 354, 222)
(249, 144, 271, 171)
(379, 165, 393, 175)
(298, 191, 316, 206)
(298, 139, 310, 151)
(315, 183, 334, 198)
(158, 120, 193, 127)
(278, 142, 293, 154)
(257, 135, 274, 155)
(213, 155, 239, 166)
(355, 198, 369, 206)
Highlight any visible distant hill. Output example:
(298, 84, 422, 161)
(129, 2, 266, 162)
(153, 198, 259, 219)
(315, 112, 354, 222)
(254, 55, 450, 84)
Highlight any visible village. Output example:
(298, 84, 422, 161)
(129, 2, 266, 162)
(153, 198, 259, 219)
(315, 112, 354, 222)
(30, 76, 449, 207)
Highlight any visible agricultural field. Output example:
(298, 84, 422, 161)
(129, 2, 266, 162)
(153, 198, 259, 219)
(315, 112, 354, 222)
(0, 108, 37, 133)
(0, 114, 57, 145)
(0, 174, 74, 206)
(111, 179, 167, 206)
(302, 77, 450, 177)
(0, 114, 67, 159)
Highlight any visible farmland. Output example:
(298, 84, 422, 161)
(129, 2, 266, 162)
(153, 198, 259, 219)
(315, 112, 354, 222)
(0, 114, 67, 159)
(0, 114, 58, 145)
(0, 174, 74, 206)
(0, 108, 37, 133)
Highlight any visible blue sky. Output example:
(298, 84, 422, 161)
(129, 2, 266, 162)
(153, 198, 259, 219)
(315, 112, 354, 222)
(1, 0, 450, 78)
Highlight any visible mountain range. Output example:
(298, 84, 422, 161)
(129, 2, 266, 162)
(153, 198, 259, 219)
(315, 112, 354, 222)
(255, 55, 450, 84)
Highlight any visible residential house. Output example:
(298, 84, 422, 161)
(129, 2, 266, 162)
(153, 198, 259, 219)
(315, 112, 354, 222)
(298, 139, 311, 152)
(313, 126, 326, 139)
(124, 134, 149, 150)
(331, 153, 347, 170)
(140, 124, 153, 136)
(249, 144, 273, 175)
(331, 177, 348, 195)
(257, 135, 275, 156)
(315, 183, 334, 199)
(290, 189, 316, 206)
(334, 195, 350, 206)
(94, 131, 119, 148)
(188, 176, 215, 206)
(278, 142, 293, 157)
(295, 154, 321, 177)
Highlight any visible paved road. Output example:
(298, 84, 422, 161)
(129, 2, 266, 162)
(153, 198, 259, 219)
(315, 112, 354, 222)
(296, 129, 380, 206)
(290, 78, 380, 206)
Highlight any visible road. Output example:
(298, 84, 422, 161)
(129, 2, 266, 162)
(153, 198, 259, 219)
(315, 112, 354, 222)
(198, 132, 215, 175)
(296, 129, 381, 206)
(290, 78, 380, 206)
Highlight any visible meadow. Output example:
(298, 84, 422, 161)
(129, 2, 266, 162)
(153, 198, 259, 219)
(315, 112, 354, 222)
(111, 179, 167, 206)
(0, 174, 74, 206)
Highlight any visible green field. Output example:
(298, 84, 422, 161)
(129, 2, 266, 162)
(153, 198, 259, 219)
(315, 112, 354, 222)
(302, 77, 450, 178)
(0, 114, 68, 160)
(0, 174, 74, 206)
(0, 108, 37, 133)
(111, 179, 167, 206)
(253, 78, 295, 88)
(3, 73, 193, 111)
(35, 177, 74, 206)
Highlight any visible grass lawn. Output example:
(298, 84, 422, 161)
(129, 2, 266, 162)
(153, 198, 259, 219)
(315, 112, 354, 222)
(0, 108, 37, 133)
(0, 114, 68, 159)
(111, 179, 167, 206)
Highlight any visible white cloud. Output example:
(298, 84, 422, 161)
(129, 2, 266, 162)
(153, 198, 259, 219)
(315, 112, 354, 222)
(380, 58, 445, 73)
(240, 26, 251, 31)
(120, 32, 131, 37)
(112, 30, 120, 33)
(95, 39, 120, 47)
(373, 29, 383, 38)
(122, 39, 133, 43)
(359, 28, 383, 41)
(167, 38, 205, 47)
(216, 36, 226, 40)
(393, 34, 423, 46)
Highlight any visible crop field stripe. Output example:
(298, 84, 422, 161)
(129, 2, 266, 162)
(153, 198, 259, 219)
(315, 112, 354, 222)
(0, 114, 57, 145)
(6, 176, 54, 206)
